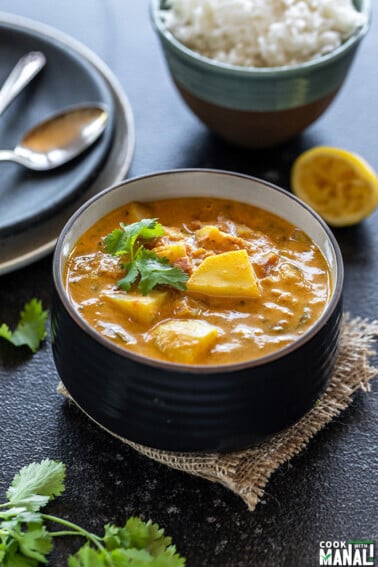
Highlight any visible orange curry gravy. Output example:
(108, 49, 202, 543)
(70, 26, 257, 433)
(65, 198, 331, 365)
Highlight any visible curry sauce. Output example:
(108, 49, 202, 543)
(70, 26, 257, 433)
(65, 198, 331, 365)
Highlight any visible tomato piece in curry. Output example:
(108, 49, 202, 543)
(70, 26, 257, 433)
(65, 198, 331, 365)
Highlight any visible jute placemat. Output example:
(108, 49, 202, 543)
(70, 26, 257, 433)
(58, 314, 378, 511)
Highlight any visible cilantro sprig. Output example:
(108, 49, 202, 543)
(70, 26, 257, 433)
(0, 299, 48, 353)
(104, 219, 164, 259)
(104, 219, 188, 295)
(0, 459, 186, 566)
(119, 249, 188, 295)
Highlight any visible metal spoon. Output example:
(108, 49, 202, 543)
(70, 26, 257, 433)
(0, 51, 46, 116)
(0, 104, 109, 170)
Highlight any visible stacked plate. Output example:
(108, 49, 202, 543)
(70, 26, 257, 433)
(0, 13, 135, 275)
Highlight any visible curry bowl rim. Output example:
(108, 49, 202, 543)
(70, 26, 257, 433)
(150, 0, 371, 78)
(53, 168, 344, 375)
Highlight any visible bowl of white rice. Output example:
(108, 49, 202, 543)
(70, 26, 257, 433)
(150, 0, 370, 148)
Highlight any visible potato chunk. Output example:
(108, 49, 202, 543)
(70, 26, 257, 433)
(196, 225, 226, 243)
(187, 249, 260, 298)
(153, 242, 187, 263)
(151, 319, 219, 363)
(104, 291, 168, 324)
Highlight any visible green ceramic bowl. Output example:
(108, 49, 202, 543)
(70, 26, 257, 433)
(150, 0, 371, 148)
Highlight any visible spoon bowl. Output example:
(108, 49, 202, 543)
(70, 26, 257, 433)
(0, 104, 108, 170)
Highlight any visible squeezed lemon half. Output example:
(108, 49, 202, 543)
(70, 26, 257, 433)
(291, 146, 378, 227)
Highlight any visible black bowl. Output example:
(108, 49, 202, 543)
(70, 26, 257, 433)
(51, 170, 343, 452)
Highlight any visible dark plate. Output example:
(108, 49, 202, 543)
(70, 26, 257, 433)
(0, 20, 115, 238)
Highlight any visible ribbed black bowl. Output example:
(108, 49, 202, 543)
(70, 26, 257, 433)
(51, 170, 343, 452)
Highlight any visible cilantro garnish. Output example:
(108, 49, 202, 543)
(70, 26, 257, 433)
(0, 299, 48, 353)
(119, 249, 188, 295)
(0, 459, 186, 566)
(104, 218, 188, 295)
(104, 219, 164, 259)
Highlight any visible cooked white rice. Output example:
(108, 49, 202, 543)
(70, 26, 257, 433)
(161, 0, 366, 67)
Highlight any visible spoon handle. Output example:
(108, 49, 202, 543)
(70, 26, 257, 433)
(0, 51, 46, 116)
(0, 150, 17, 164)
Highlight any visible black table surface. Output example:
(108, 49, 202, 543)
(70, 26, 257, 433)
(1, 2, 377, 566)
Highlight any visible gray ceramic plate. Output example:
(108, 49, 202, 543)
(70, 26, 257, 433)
(0, 13, 135, 275)
(0, 20, 116, 237)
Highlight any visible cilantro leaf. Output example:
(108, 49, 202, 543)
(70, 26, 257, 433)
(68, 544, 108, 567)
(0, 515, 51, 566)
(108, 546, 186, 566)
(0, 299, 48, 353)
(0, 545, 39, 567)
(6, 460, 66, 511)
(68, 544, 183, 567)
(0, 510, 42, 524)
(83, 518, 186, 566)
(104, 517, 172, 555)
(17, 521, 53, 563)
(0, 323, 12, 342)
(118, 250, 188, 295)
(103, 227, 127, 256)
(5, 495, 50, 513)
(104, 219, 164, 258)
(117, 261, 140, 292)
(120, 517, 174, 557)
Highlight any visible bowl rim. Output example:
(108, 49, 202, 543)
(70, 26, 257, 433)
(53, 169, 344, 375)
(150, 0, 371, 77)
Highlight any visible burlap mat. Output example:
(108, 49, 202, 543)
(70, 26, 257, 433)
(58, 314, 378, 511)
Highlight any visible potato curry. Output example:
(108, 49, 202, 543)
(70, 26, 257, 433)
(65, 198, 331, 365)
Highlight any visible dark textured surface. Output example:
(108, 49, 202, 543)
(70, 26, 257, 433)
(0, 1, 377, 566)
